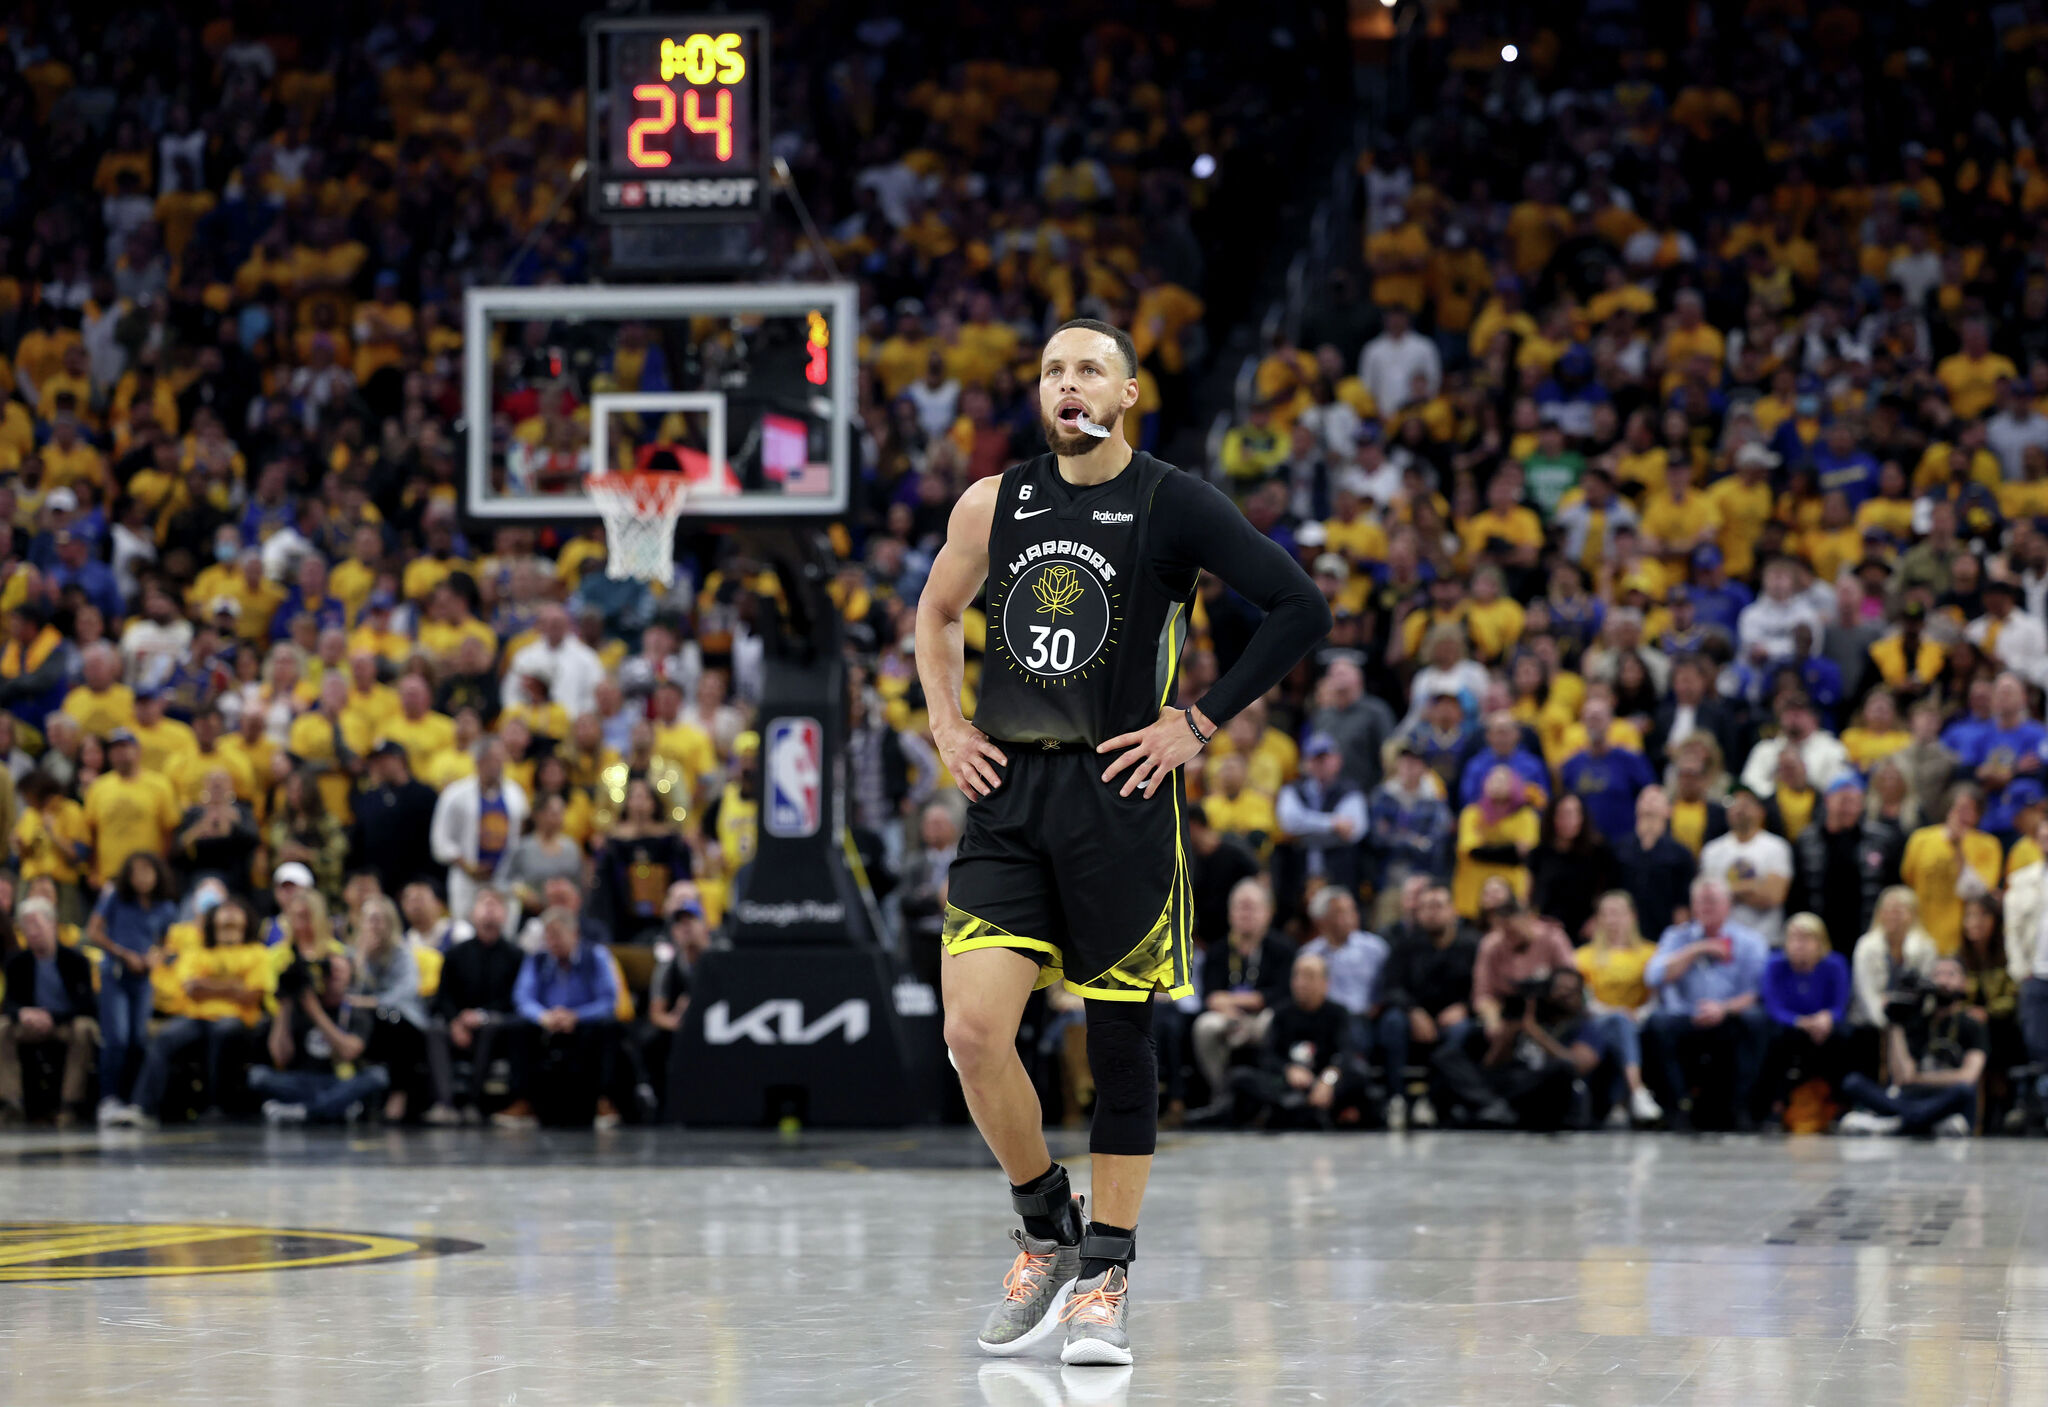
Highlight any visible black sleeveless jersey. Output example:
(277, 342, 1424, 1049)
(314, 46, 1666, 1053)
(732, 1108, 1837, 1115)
(973, 451, 1196, 749)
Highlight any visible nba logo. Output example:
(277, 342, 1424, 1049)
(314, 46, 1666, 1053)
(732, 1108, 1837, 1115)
(765, 717, 823, 838)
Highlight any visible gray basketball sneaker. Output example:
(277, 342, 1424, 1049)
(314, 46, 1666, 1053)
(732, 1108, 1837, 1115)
(976, 1229, 1081, 1355)
(1059, 1267, 1134, 1366)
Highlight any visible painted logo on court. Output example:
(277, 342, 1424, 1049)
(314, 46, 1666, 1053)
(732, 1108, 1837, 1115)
(999, 556, 1113, 683)
(0, 1221, 480, 1282)
(765, 716, 823, 838)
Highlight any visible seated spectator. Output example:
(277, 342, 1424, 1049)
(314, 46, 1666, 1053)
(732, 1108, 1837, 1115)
(1529, 791, 1618, 941)
(1374, 882, 1480, 1126)
(1643, 878, 1773, 1131)
(250, 951, 391, 1125)
(1839, 957, 1986, 1138)
(422, 889, 527, 1127)
(0, 897, 98, 1125)
(1295, 886, 1389, 1049)
(1956, 895, 2024, 1118)
(1614, 786, 1699, 936)
(130, 896, 265, 1126)
(1575, 891, 1663, 1125)
(1271, 734, 1367, 912)
(1699, 786, 1795, 945)
(1758, 913, 1854, 1122)
(1431, 966, 1600, 1131)
(1203, 954, 1371, 1129)
(348, 895, 427, 1123)
(497, 905, 624, 1130)
(1663, 735, 1729, 856)
(1453, 765, 1539, 920)
(1901, 785, 2001, 956)
(1189, 880, 1294, 1112)
(1366, 742, 1454, 926)
(401, 880, 472, 956)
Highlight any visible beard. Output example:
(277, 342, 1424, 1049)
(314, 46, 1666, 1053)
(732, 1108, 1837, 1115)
(1041, 404, 1119, 456)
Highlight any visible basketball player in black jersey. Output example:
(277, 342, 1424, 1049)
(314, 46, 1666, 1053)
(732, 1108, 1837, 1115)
(915, 319, 1330, 1365)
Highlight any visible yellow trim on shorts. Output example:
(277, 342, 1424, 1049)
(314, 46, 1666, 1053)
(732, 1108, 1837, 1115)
(942, 905, 1064, 991)
(1064, 787, 1195, 1001)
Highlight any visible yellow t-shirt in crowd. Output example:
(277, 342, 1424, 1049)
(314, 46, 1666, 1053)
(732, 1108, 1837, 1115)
(1453, 803, 1538, 919)
(1900, 825, 2004, 955)
(14, 800, 89, 885)
(1576, 940, 1656, 1010)
(83, 770, 181, 885)
(1936, 351, 2018, 419)
(166, 745, 259, 809)
(61, 683, 137, 740)
(376, 711, 459, 778)
(1204, 790, 1278, 845)
(131, 716, 198, 777)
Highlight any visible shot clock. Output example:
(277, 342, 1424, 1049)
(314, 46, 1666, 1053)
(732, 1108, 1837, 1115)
(587, 14, 770, 222)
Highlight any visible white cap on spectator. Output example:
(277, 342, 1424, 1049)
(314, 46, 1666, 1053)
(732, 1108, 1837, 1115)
(45, 487, 77, 513)
(273, 861, 315, 890)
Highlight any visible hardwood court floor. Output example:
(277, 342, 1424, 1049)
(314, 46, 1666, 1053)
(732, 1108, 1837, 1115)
(0, 1125, 2042, 1405)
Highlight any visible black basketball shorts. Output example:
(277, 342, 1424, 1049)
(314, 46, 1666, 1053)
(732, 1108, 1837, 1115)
(942, 747, 1195, 1000)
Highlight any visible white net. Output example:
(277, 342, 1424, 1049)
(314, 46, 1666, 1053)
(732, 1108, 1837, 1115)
(587, 474, 690, 586)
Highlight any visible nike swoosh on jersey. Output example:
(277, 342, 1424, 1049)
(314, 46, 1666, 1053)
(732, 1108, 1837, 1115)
(1014, 506, 1053, 519)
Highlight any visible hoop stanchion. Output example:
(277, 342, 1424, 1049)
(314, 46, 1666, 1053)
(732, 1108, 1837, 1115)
(587, 473, 691, 585)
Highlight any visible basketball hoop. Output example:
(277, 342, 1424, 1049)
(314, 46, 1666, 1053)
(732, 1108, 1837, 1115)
(587, 472, 690, 586)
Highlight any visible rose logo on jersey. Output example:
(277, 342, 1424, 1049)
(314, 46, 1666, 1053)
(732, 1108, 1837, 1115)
(999, 554, 1115, 684)
(765, 717, 823, 838)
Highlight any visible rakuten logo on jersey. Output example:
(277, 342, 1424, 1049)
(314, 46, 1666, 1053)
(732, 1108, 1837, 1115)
(1092, 510, 1135, 524)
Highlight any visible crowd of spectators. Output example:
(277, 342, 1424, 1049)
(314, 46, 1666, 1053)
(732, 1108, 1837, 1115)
(0, 1, 1343, 1129)
(1117, 3, 2048, 1138)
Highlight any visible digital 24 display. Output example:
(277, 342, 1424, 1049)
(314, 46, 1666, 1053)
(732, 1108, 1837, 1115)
(588, 15, 769, 221)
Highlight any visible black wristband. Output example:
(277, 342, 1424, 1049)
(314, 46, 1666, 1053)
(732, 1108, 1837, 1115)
(1185, 709, 1212, 746)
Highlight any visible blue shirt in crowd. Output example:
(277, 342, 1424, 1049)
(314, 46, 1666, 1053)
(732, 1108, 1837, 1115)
(1459, 748, 1550, 807)
(92, 892, 176, 975)
(513, 942, 620, 1024)
(1559, 746, 1656, 842)
(1759, 950, 1852, 1026)
(1296, 931, 1390, 1017)
(1645, 920, 1770, 1015)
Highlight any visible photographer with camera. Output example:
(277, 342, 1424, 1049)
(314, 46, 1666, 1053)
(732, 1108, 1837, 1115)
(1430, 966, 1602, 1130)
(1838, 957, 1985, 1137)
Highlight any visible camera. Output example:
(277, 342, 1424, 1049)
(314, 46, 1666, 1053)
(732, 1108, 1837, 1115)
(1499, 974, 1554, 1023)
(1883, 971, 1955, 1028)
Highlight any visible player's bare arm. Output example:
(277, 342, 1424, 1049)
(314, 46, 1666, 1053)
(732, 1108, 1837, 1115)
(915, 473, 1008, 800)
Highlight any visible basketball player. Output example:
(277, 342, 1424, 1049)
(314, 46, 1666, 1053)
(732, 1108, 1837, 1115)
(914, 319, 1331, 1364)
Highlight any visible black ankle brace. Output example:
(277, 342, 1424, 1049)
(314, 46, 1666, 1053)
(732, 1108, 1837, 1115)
(1009, 1164, 1081, 1243)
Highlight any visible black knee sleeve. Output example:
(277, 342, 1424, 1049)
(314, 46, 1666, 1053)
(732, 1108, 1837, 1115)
(1085, 998, 1159, 1156)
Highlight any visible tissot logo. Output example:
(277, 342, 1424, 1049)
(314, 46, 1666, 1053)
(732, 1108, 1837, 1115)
(1092, 510, 1135, 524)
(703, 998, 871, 1045)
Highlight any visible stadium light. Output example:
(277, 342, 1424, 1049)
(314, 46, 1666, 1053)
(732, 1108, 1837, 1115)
(1378, 0, 1396, 8)
(1191, 153, 1217, 180)
(1502, 43, 1519, 62)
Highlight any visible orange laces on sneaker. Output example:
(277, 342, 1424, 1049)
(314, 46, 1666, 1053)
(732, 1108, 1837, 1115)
(1059, 1276, 1125, 1326)
(1001, 1247, 1055, 1304)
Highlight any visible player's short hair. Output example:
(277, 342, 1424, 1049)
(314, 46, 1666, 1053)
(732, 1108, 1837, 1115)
(1050, 318, 1138, 380)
